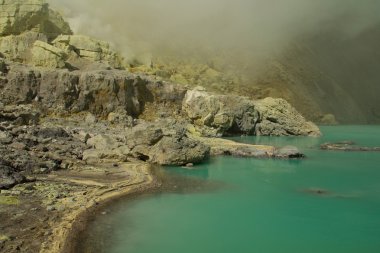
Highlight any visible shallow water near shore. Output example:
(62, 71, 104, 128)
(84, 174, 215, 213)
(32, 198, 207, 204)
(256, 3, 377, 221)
(79, 126, 380, 253)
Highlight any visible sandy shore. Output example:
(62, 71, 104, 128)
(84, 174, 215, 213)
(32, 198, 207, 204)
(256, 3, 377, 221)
(44, 162, 158, 253)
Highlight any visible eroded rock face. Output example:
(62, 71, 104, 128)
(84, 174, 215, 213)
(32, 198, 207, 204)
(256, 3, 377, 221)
(31, 40, 67, 68)
(53, 35, 124, 69)
(255, 97, 321, 136)
(183, 88, 321, 137)
(182, 87, 259, 136)
(0, 1, 124, 69)
(0, 0, 72, 40)
(0, 31, 47, 61)
(254, 97, 321, 137)
(0, 63, 152, 117)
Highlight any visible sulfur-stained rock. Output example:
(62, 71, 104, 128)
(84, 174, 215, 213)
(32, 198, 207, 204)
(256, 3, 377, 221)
(254, 97, 321, 136)
(183, 88, 320, 137)
(31, 40, 67, 68)
(0, 0, 72, 40)
(182, 87, 260, 136)
(53, 35, 124, 69)
(0, 31, 47, 62)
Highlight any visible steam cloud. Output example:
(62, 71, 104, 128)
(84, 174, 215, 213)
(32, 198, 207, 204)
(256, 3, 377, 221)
(49, 0, 380, 66)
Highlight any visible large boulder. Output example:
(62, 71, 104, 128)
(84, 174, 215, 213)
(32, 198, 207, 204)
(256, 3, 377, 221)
(0, 0, 72, 40)
(53, 35, 124, 69)
(254, 97, 321, 136)
(126, 121, 210, 165)
(182, 87, 259, 136)
(0, 31, 47, 61)
(183, 88, 321, 137)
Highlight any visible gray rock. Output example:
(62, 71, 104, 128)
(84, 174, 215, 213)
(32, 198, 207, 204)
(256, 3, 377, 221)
(254, 98, 321, 137)
(85, 113, 97, 124)
(0, 130, 12, 144)
(35, 127, 68, 139)
(149, 135, 210, 165)
(274, 146, 305, 158)
(182, 88, 259, 136)
(87, 134, 120, 150)
(126, 121, 210, 165)
(320, 142, 380, 152)
(52, 35, 124, 69)
(0, 64, 154, 117)
(183, 88, 320, 137)
(126, 124, 164, 148)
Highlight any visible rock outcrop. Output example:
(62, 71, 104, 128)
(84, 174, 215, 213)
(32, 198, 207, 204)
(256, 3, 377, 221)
(183, 88, 321, 137)
(0, 0, 72, 40)
(53, 35, 124, 69)
(31, 40, 67, 68)
(182, 87, 258, 136)
(194, 136, 304, 158)
(0, 31, 47, 61)
(254, 97, 321, 137)
(0, 1, 123, 69)
(0, 62, 152, 117)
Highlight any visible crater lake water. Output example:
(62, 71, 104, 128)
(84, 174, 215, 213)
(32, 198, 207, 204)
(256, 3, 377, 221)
(80, 126, 380, 253)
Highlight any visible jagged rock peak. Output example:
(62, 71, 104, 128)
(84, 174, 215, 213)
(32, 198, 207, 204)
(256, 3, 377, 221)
(0, 0, 72, 40)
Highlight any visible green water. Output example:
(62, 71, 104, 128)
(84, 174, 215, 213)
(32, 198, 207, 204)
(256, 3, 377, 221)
(83, 126, 380, 253)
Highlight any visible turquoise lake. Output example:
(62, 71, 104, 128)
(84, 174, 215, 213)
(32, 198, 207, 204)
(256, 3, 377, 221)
(81, 126, 380, 253)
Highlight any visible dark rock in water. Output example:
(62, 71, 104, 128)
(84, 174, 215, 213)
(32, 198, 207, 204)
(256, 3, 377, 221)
(302, 188, 331, 196)
(226, 146, 270, 158)
(301, 187, 359, 199)
(274, 146, 305, 158)
(321, 141, 380, 152)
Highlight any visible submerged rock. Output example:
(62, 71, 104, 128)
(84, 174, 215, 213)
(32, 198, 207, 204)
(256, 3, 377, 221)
(321, 141, 380, 152)
(0, 64, 152, 117)
(274, 146, 305, 159)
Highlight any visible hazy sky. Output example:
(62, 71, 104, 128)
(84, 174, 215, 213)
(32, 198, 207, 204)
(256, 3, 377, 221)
(49, 0, 380, 64)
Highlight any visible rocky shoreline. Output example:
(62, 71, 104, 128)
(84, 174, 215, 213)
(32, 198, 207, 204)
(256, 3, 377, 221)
(0, 1, 321, 253)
